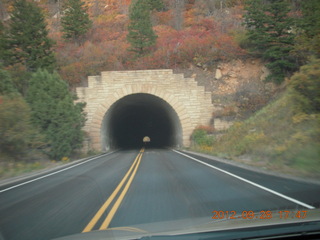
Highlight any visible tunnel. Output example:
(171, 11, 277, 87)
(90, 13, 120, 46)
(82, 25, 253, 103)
(101, 93, 182, 150)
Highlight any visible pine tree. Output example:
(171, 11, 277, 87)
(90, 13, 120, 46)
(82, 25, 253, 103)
(244, 0, 296, 84)
(299, 0, 320, 57)
(5, 0, 56, 72)
(300, 0, 320, 39)
(26, 69, 86, 160)
(0, 65, 18, 95)
(127, 0, 158, 56)
(0, 67, 43, 157)
(61, 0, 92, 42)
(0, 21, 7, 64)
(147, 0, 165, 11)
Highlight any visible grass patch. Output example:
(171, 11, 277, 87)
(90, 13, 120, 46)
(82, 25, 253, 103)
(191, 89, 320, 179)
(0, 150, 103, 181)
(0, 160, 55, 180)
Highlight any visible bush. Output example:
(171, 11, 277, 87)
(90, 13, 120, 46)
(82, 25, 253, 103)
(290, 58, 320, 113)
(27, 69, 86, 160)
(231, 29, 253, 50)
(0, 95, 43, 157)
(191, 128, 215, 147)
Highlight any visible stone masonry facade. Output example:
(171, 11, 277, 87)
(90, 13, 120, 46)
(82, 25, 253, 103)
(76, 69, 213, 151)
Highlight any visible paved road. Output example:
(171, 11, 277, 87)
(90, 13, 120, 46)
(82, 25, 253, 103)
(0, 149, 319, 240)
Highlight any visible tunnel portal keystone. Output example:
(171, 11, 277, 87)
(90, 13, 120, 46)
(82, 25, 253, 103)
(76, 69, 213, 151)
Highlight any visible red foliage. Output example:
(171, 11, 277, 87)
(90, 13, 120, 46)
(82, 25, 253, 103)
(154, 10, 173, 26)
(135, 19, 245, 69)
(195, 125, 215, 134)
(52, 2, 247, 85)
(122, 17, 245, 71)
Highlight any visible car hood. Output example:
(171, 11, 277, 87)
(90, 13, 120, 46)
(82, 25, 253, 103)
(53, 209, 320, 240)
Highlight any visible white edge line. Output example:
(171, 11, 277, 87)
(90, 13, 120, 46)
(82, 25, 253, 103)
(172, 150, 315, 210)
(0, 152, 115, 193)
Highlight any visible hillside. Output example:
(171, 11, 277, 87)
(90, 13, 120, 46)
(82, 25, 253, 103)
(190, 59, 320, 179)
(41, 0, 246, 86)
(46, 0, 273, 119)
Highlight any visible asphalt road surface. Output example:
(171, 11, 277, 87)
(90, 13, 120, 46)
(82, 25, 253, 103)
(0, 148, 319, 240)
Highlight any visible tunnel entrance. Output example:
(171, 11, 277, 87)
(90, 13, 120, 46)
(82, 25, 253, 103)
(101, 93, 182, 150)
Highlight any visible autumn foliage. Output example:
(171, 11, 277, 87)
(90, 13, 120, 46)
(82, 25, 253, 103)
(46, 0, 246, 86)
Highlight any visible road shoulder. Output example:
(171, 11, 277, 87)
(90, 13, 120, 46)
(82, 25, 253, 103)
(0, 152, 115, 189)
(179, 149, 320, 185)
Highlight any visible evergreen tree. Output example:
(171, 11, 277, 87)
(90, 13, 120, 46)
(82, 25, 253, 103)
(244, 0, 296, 84)
(0, 67, 43, 157)
(147, 0, 165, 11)
(127, 0, 158, 56)
(27, 69, 86, 160)
(5, 0, 56, 72)
(297, 0, 320, 57)
(61, 0, 92, 42)
(0, 21, 6, 63)
(300, 0, 320, 40)
(0, 65, 18, 95)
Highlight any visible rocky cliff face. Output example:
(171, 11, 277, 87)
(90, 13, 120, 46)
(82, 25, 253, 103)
(176, 58, 279, 131)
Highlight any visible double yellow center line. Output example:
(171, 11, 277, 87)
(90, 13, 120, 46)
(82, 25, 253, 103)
(83, 148, 145, 232)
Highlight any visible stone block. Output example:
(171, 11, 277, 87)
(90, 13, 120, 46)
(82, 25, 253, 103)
(76, 69, 213, 150)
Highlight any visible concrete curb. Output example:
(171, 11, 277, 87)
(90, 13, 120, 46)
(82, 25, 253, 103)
(180, 149, 320, 186)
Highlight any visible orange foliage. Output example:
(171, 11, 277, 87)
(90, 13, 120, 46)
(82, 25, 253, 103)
(51, 1, 247, 85)
(145, 18, 245, 68)
(154, 10, 173, 26)
(59, 62, 86, 85)
(184, 8, 198, 27)
(195, 125, 215, 134)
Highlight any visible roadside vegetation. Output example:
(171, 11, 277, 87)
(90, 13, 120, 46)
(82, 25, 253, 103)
(0, 0, 88, 179)
(189, 0, 320, 179)
(191, 59, 320, 178)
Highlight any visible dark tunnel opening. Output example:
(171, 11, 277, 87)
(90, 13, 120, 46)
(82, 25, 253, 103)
(101, 93, 182, 150)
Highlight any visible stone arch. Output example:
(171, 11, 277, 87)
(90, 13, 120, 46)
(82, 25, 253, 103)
(89, 85, 192, 150)
(76, 69, 213, 152)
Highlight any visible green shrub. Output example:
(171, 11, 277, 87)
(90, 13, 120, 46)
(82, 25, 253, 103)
(27, 69, 86, 160)
(191, 129, 215, 147)
(290, 58, 320, 113)
(0, 95, 43, 156)
(231, 29, 253, 50)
